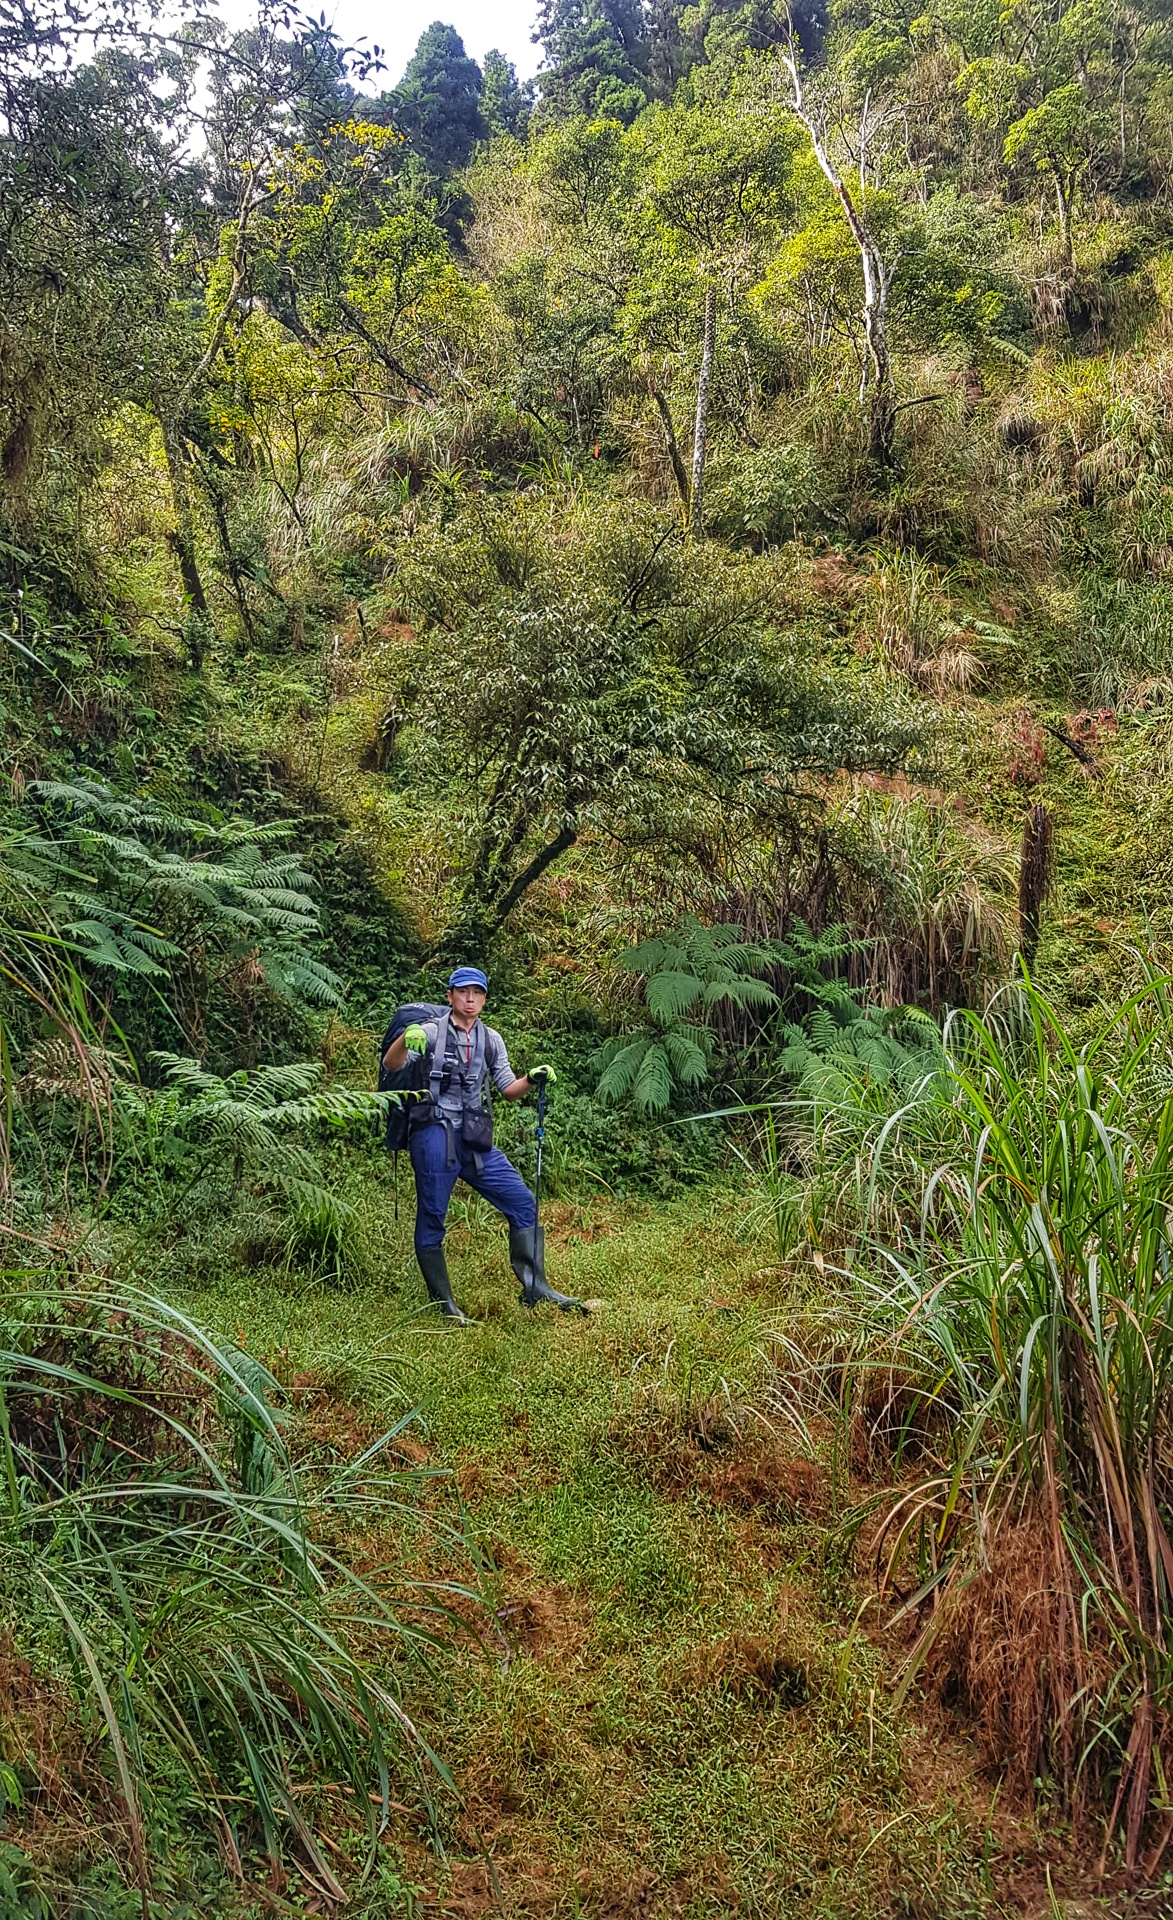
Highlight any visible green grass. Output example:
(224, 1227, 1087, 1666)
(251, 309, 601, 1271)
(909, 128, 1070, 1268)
(0, 1272, 472, 1913)
(161, 1182, 1040, 1919)
(833, 975, 1173, 1874)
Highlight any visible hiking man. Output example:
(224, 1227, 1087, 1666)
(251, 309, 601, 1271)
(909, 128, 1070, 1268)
(382, 966, 586, 1323)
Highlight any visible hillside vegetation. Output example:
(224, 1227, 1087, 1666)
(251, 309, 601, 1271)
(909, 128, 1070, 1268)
(4, 0, 1173, 1911)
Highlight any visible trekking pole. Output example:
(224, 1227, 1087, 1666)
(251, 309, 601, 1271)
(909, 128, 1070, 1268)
(534, 1079, 547, 1225)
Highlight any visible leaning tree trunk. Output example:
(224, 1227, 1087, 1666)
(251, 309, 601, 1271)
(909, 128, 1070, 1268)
(199, 454, 259, 645)
(649, 382, 691, 522)
(689, 282, 716, 537)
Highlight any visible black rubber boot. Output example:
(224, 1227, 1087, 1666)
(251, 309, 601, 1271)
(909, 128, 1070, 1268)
(416, 1246, 467, 1324)
(509, 1226, 588, 1315)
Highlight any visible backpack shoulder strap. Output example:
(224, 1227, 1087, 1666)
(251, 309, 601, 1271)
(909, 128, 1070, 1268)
(428, 1010, 451, 1103)
(469, 1018, 488, 1097)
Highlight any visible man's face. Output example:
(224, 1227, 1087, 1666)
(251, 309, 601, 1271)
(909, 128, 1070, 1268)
(448, 984, 487, 1025)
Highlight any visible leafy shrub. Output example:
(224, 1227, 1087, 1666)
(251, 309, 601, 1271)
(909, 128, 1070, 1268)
(114, 1057, 390, 1281)
(492, 1079, 721, 1199)
(704, 444, 830, 545)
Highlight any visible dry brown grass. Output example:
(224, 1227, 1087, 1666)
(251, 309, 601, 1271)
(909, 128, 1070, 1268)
(675, 1630, 813, 1707)
(285, 1366, 385, 1457)
(848, 1364, 956, 1481)
(0, 1641, 111, 1845)
(912, 1516, 1107, 1805)
(608, 1390, 828, 1522)
(866, 1492, 1173, 1896)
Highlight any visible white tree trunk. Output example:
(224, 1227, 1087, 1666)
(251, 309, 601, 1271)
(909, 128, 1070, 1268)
(690, 281, 716, 536)
(779, 48, 896, 466)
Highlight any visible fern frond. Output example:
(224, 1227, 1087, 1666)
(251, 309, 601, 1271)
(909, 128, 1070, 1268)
(662, 1029, 709, 1085)
(797, 1057, 850, 1101)
(64, 920, 167, 974)
(257, 952, 343, 1007)
(269, 1171, 357, 1223)
(246, 1061, 325, 1101)
(644, 970, 703, 1020)
(631, 1040, 673, 1113)
(620, 936, 672, 975)
(807, 1007, 840, 1052)
(597, 1036, 650, 1103)
(25, 779, 334, 1018)
(698, 976, 778, 1012)
(238, 888, 319, 917)
(150, 1054, 221, 1093)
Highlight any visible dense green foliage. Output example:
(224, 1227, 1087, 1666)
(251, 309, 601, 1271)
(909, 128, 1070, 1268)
(7, 0, 1173, 1904)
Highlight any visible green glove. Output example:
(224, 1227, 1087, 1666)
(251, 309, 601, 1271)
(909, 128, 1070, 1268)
(403, 1023, 428, 1054)
(529, 1063, 557, 1086)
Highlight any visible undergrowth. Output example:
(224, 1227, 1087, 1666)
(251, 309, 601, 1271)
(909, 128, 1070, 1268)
(0, 1273, 474, 1909)
(775, 972, 1173, 1882)
(158, 1180, 1135, 1917)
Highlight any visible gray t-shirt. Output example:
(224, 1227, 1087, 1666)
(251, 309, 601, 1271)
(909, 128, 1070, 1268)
(420, 1018, 515, 1130)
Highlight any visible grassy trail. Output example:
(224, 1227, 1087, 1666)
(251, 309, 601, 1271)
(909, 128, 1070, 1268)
(182, 1188, 1031, 1919)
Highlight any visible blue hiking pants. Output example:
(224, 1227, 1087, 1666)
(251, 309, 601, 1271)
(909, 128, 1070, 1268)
(408, 1121, 537, 1252)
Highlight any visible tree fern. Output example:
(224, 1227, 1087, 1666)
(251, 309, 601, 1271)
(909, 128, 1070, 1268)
(779, 1001, 945, 1101)
(623, 918, 782, 1022)
(130, 1056, 390, 1274)
(600, 918, 784, 1114)
(22, 778, 341, 1008)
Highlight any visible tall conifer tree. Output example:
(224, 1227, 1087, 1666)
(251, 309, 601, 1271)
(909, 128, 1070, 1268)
(482, 49, 531, 137)
(397, 22, 485, 172)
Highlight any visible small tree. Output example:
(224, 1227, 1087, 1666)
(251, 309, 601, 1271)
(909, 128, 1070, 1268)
(1003, 84, 1099, 271)
(402, 510, 919, 947)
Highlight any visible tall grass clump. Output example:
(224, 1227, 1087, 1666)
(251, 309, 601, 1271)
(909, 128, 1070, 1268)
(0, 1276, 471, 1906)
(841, 975, 1173, 1874)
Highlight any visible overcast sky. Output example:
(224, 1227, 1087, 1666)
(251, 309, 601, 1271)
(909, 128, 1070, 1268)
(216, 0, 543, 88)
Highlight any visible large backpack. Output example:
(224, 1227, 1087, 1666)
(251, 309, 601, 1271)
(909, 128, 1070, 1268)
(378, 1002, 446, 1150)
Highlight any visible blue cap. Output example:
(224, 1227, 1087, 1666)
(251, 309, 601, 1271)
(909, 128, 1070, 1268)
(449, 966, 488, 992)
